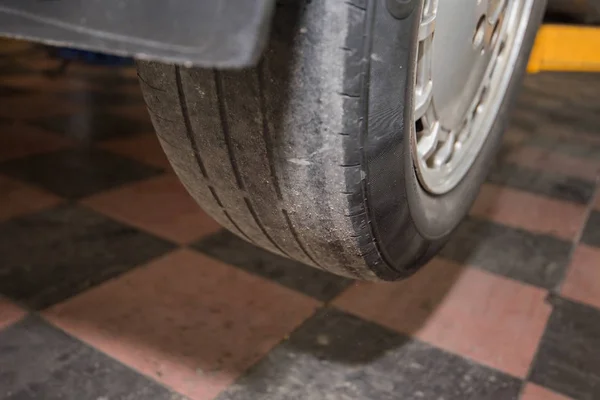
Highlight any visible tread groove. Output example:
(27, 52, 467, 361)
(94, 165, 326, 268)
(244, 198, 291, 257)
(175, 66, 209, 179)
(223, 210, 254, 243)
(346, 1, 367, 11)
(282, 209, 323, 268)
(208, 186, 224, 208)
(214, 70, 246, 191)
(257, 62, 284, 201)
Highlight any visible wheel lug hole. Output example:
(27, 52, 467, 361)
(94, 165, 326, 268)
(473, 15, 486, 50)
(490, 19, 501, 47)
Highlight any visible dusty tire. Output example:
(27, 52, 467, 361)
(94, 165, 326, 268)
(137, 0, 545, 280)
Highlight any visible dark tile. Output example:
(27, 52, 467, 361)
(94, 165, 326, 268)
(56, 90, 144, 108)
(33, 111, 154, 142)
(0, 63, 32, 76)
(193, 231, 352, 302)
(487, 163, 595, 205)
(0, 204, 174, 309)
(0, 117, 13, 126)
(528, 134, 600, 161)
(0, 85, 32, 97)
(521, 91, 600, 134)
(508, 109, 539, 133)
(581, 211, 600, 248)
(515, 93, 600, 133)
(0, 316, 181, 400)
(217, 308, 522, 400)
(92, 74, 140, 88)
(529, 297, 600, 400)
(522, 73, 600, 105)
(440, 217, 572, 289)
(0, 148, 163, 199)
(67, 71, 140, 88)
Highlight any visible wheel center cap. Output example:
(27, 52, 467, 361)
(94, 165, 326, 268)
(431, 0, 499, 130)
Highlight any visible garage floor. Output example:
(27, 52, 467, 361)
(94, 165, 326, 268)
(1, 43, 599, 400)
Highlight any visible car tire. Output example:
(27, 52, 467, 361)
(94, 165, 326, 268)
(137, 0, 546, 280)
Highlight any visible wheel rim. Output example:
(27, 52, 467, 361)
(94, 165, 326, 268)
(412, 0, 534, 194)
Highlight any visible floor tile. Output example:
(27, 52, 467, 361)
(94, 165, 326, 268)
(487, 162, 596, 205)
(516, 100, 600, 138)
(0, 74, 96, 93)
(581, 210, 600, 248)
(33, 111, 154, 142)
(84, 174, 220, 244)
(10, 53, 62, 73)
(500, 145, 599, 182)
(0, 85, 32, 98)
(0, 63, 34, 78)
(520, 384, 572, 400)
(561, 245, 600, 309)
(537, 120, 600, 147)
(217, 308, 522, 400)
(0, 298, 26, 331)
(0, 316, 180, 400)
(0, 175, 62, 222)
(57, 89, 144, 108)
(45, 249, 319, 400)
(65, 68, 140, 89)
(0, 122, 71, 163)
(529, 297, 600, 400)
(440, 217, 572, 289)
(471, 184, 587, 241)
(90, 74, 140, 89)
(0, 204, 174, 309)
(502, 124, 531, 147)
(194, 230, 353, 302)
(0, 147, 163, 199)
(99, 133, 171, 170)
(0, 93, 81, 119)
(107, 104, 153, 124)
(334, 259, 551, 378)
(509, 107, 539, 135)
(528, 134, 600, 161)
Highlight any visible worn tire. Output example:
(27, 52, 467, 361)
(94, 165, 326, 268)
(137, 0, 545, 280)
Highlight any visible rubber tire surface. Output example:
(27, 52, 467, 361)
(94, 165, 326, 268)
(137, 0, 546, 281)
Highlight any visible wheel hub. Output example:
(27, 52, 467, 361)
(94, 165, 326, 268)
(411, 0, 533, 194)
(431, 0, 497, 130)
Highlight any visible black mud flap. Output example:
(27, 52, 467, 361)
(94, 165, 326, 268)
(0, 0, 276, 68)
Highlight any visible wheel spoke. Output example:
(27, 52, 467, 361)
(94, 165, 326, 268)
(433, 132, 455, 167)
(415, 25, 434, 121)
(419, 13, 436, 41)
(417, 121, 440, 160)
(414, 81, 433, 120)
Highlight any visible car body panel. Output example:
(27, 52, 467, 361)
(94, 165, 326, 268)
(0, 0, 596, 67)
(0, 0, 276, 68)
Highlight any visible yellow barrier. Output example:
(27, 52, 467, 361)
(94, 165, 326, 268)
(528, 24, 600, 73)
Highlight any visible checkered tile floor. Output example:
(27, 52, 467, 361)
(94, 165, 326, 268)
(1, 40, 599, 400)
